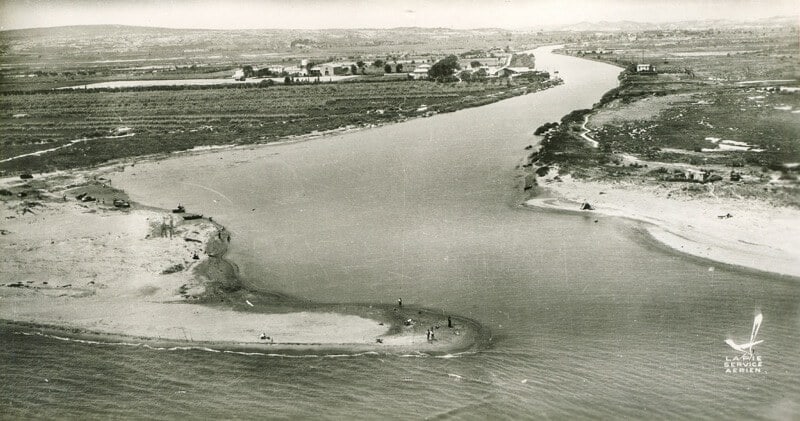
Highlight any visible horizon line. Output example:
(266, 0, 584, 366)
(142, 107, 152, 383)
(2, 14, 797, 33)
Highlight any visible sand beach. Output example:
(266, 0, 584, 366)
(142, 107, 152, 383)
(0, 169, 483, 354)
(525, 174, 800, 279)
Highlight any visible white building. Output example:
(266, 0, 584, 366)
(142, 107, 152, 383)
(636, 64, 656, 73)
(319, 62, 356, 76)
(284, 66, 308, 76)
(410, 64, 431, 80)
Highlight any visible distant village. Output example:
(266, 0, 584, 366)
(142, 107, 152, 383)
(231, 50, 545, 82)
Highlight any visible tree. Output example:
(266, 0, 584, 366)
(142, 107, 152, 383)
(396, 63, 403, 73)
(242, 65, 255, 78)
(428, 55, 460, 81)
(356, 60, 365, 68)
(284, 76, 292, 84)
(384, 64, 392, 73)
(372, 59, 385, 68)
(470, 60, 482, 68)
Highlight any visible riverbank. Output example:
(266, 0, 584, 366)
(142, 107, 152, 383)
(524, 48, 799, 279)
(525, 171, 800, 279)
(0, 171, 485, 354)
(1, 74, 561, 174)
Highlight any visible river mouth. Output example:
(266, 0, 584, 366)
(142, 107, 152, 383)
(91, 46, 800, 419)
(113, 46, 624, 303)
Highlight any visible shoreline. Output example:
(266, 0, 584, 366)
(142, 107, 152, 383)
(524, 177, 800, 280)
(2, 73, 561, 174)
(524, 52, 798, 281)
(2, 76, 569, 354)
(1, 306, 488, 356)
(0, 172, 488, 355)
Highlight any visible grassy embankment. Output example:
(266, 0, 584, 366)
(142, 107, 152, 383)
(528, 27, 799, 207)
(2, 75, 558, 174)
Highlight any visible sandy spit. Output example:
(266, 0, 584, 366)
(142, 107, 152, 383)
(525, 176, 800, 279)
(0, 173, 484, 354)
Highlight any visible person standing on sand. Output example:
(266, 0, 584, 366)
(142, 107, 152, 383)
(160, 216, 168, 238)
(426, 329, 431, 341)
(448, 316, 452, 328)
(398, 298, 402, 308)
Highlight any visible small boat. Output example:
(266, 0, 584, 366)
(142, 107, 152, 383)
(182, 213, 202, 220)
(113, 199, 130, 208)
(172, 205, 185, 213)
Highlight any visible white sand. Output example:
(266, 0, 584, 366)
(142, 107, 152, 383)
(4, 300, 387, 344)
(526, 175, 800, 278)
(0, 195, 388, 345)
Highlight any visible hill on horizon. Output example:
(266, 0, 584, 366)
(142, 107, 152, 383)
(2, 14, 797, 35)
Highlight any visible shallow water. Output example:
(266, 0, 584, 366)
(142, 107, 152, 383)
(3, 47, 799, 419)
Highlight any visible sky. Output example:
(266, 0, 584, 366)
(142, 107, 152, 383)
(0, 0, 797, 31)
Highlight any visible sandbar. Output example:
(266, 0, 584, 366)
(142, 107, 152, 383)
(0, 169, 485, 354)
(525, 174, 800, 279)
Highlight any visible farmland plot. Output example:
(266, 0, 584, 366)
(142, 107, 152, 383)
(1, 77, 556, 173)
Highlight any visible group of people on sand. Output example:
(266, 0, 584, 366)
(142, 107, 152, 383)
(426, 328, 436, 341)
(259, 332, 274, 343)
(427, 317, 454, 342)
(160, 215, 175, 238)
(397, 297, 456, 343)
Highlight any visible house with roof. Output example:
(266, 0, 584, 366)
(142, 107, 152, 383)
(319, 62, 356, 76)
(409, 64, 431, 80)
(636, 64, 656, 73)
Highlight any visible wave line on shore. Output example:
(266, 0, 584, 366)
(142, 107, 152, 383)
(179, 181, 234, 204)
(12, 330, 468, 359)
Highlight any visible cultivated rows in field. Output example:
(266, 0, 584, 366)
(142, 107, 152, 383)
(1, 78, 550, 172)
(1, 82, 495, 144)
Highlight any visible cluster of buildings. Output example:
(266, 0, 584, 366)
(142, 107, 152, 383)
(232, 60, 361, 80)
(232, 57, 542, 81)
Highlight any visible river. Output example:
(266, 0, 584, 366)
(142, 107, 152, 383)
(2, 46, 798, 419)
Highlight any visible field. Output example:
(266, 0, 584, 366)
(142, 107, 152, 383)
(588, 78, 800, 163)
(0, 25, 571, 174)
(1, 76, 557, 173)
(0, 25, 572, 92)
(532, 25, 800, 207)
(560, 23, 799, 82)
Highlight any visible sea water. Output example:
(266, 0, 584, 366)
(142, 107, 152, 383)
(3, 47, 798, 419)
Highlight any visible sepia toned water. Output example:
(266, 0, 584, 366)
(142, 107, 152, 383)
(3, 47, 799, 419)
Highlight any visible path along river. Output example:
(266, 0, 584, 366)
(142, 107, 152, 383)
(3, 46, 798, 419)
